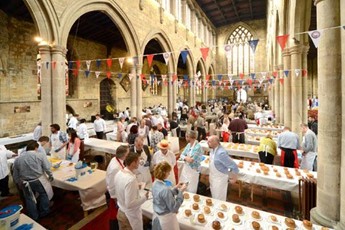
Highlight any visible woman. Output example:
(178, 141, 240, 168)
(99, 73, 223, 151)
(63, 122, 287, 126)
(77, 119, 89, 141)
(152, 162, 187, 230)
(152, 140, 176, 185)
(138, 119, 150, 145)
(67, 130, 81, 163)
(221, 117, 231, 142)
(116, 116, 126, 142)
(127, 125, 138, 145)
(257, 133, 277, 164)
(150, 126, 164, 153)
(179, 130, 203, 193)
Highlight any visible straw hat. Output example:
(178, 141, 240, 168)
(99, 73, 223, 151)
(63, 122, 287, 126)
(157, 139, 170, 150)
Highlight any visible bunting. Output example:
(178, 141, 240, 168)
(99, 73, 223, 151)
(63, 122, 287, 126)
(146, 54, 154, 68)
(276, 35, 289, 50)
(85, 70, 90, 77)
(118, 58, 125, 69)
(163, 53, 170, 65)
(86, 60, 91, 71)
(180, 50, 189, 64)
(295, 69, 301, 77)
(308, 30, 322, 48)
(95, 71, 101, 78)
(248, 39, 259, 53)
(284, 70, 289, 77)
(200, 47, 209, 61)
(96, 59, 101, 69)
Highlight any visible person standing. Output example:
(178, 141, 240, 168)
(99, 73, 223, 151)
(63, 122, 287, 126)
(77, 118, 89, 141)
(195, 112, 207, 141)
(116, 116, 127, 142)
(150, 126, 164, 153)
(221, 117, 231, 142)
(66, 130, 81, 163)
(300, 123, 318, 171)
(277, 127, 300, 168)
(308, 116, 318, 136)
(94, 114, 106, 139)
(114, 152, 149, 230)
(152, 162, 187, 230)
(68, 114, 79, 131)
(257, 134, 277, 164)
(152, 140, 176, 186)
(49, 124, 68, 160)
(33, 122, 42, 141)
(138, 119, 150, 145)
(228, 114, 248, 143)
(179, 130, 203, 193)
(0, 145, 16, 197)
(207, 135, 239, 201)
(13, 141, 54, 221)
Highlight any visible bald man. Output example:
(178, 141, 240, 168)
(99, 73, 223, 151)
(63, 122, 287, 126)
(207, 135, 239, 201)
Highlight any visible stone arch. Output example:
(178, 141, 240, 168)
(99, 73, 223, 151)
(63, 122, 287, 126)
(222, 22, 259, 45)
(66, 104, 76, 115)
(141, 30, 176, 74)
(59, 0, 140, 55)
(177, 45, 195, 75)
(196, 58, 206, 77)
(23, 0, 59, 42)
(100, 78, 116, 120)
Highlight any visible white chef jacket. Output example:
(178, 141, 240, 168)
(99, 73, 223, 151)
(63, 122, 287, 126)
(94, 118, 106, 132)
(68, 117, 78, 130)
(0, 145, 15, 180)
(106, 157, 124, 198)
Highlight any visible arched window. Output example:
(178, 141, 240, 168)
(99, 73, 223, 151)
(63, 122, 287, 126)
(227, 26, 254, 75)
(149, 65, 162, 96)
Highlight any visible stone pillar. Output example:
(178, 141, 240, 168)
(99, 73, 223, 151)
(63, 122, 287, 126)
(274, 78, 280, 123)
(136, 64, 143, 119)
(130, 65, 137, 118)
(168, 73, 174, 116)
(279, 71, 284, 125)
(283, 49, 292, 128)
(290, 45, 303, 133)
(38, 44, 52, 136)
(302, 46, 309, 124)
(190, 5, 195, 34)
(51, 45, 67, 130)
(181, 0, 187, 24)
(189, 76, 194, 107)
(202, 77, 207, 103)
(310, 0, 341, 228)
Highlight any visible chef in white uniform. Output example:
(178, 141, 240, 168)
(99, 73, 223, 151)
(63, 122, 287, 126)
(49, 124, 68, 160)
(208, 135, 239, 201)
(131, 136, 152, 188)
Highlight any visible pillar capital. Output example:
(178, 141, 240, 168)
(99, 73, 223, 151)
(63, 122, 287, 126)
(289, 45, 304, 55)
(314, 0, 324, 6)
(51, 45, 67, 56)
(282, 48, 291, 57)
(38, 44, 51, 53)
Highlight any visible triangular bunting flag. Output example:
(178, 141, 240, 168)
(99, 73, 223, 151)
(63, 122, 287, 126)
(106, 71, 111, 79)
(247, 79, 253, 86)
(206, 75, 211, 81)
(308, 30, 321, 48)
(279, 78, 284, 85)
(146, 54, 154, 68)
(295, 69, 301, 77)
(96, 59, 101, 69)
(85, 70, 90, 77)
(161, 74, 167, 82)
(261, 72, 267, 78)
(118, 73, 122, 79)
(163, 53, 170, 65)
(302, 69, 308, 77)
(248, 39, 259, 53)
(217, 75, 222, 81)
(183, 75, 189, 81)
(230, 79, 234, 86)
(283, 70, 289, 77)
(200, 47, 209, 61)
(180, 50, 189, 64)
(95, 71, 101, 78)
(268, 79, 274, 84)
(250, 73, 256, 80)
(119, 58, 125, 69)
(106, 58, 112, 68)
(272, 71, 278, 78)
(68, 61, 73, 69)
(128, 73, 134, 81)
(86, 60, 91, 71)
(140, 74, 145, 80)
(239, 73, 244, 79)
(258, 78, 264, 86)
(276, 34, 289, 50)
(76, 60, 81, 69)
(52, 61, 56, 69)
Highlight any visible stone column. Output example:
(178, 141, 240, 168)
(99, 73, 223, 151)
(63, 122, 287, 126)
(189, 76, 194, 107)
(190, 5, 195, 34)
(274, 77, 280, 123)
(136, 64, 143, 119)
(302, 46, 309, 124)
(130, 65, 137, 118)
(310, 0, 341, 228)
(168, 73, 174, 116)
(283, 49, 292, 128)
(202, 76, 207, 103)
(290, 45, 303, 133)
(181, 0, 187, 24)
(279, 70, 284, 125)
(38, 44, 52, 135)
(51, 45, 67, 130)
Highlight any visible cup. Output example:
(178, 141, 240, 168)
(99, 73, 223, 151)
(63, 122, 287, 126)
(90, 162, 98, 170)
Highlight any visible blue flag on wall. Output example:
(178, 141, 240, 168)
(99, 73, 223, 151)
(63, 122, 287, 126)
(181, 50, 189, 64)
(248, 39, 259, 53)
(284, 70, 289, 77)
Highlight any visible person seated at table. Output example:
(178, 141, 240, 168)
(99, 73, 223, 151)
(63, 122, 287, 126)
(278, 127, 300, 168)
(151, 126, 164, 153)
(180, 108, 188, 121)
(106, 145, 129, 228)
(66, 130, 81, 163)
(13, 141, 54, 221)
(131, 136, 152, 187)
(0, 145, 16, 197)
(178, 130, 203, 193)
(257, 134, 277, 165)
(221, 117, 231, 142)
(207, 135, 239, 201)
(152, 140, 176, 186)
(114, 152, 149, 230)
(152, 162, 187, 230)
(128, 125, 139, 145)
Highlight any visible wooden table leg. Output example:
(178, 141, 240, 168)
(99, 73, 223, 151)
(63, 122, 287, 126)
(251, 184, 254, 201)
(238, 181, 242, 198)
(84, 210, 88, 217)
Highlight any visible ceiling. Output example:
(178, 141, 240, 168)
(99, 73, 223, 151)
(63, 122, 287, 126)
(195, 0, 267, 27)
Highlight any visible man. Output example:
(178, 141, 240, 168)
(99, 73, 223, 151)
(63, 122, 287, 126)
(157, 123, 168, 139)
(130, 136, 152, 187)
(308, 116, 318, 136)
(228, 114, 248, 143)
(126, 117, 138, 134)
(13, 141, 54, 220)
(207, 135, 239, 201)
(300, 123, 318, 171)
(94, 114, 106, 139)
(124, 107, 130, 121)
(106, 145, 129, 229)
(33, 122, 42, 141)
(49, 124, 68, 159)
(77, 118, 89, 141)
(277, 127, 300, 168)
(195, 112, 207, 141)
(68, 114, 79, 130)
(37, 136, 51, 158)
(0, 145, 16, 197)
(115, 152, 149, 230)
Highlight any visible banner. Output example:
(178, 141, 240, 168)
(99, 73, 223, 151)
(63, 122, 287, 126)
(308, 30, 322, 48)
(277, 34, 289, 50)
(248, 39, 259, 53)
(146, 54, 154, 68)
(181, 50, 189, 64)
(200, 47, 209, 61)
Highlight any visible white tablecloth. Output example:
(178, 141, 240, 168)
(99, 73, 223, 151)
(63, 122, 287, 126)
(83, 138, 128, 154)
(247, 124, 284, 132)
(141, 192, 329, 230)
(51, 160, 106, 211)
(16, 214, 46, 230)
(245, 129, 281, 138)
(0, 133, 34, 146)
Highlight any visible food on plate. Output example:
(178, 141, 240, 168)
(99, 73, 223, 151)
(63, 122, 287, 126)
(303, 169, 309, 173)
(232, 214, 240, 223)
(204, 206, 211, 214)
(212, 220, 221, 230)
(197, 213, 206, 223)
(295, 171, 301, 176)
(238, 163, 244, 168)
(235, 205, 243, 214)
(251, 162, 256, 165)
(251, 211, 261, 219)
(269, 215, 278, 222)
(220, 203, 227, 211)
(217, 212, 224, 219)
(206, 198, 213, 206)
(307, 173, 314, 178)
(286, 174, 293, 179)
(192, 203, 199, 210)
(256, 168, 261, 173)
(184, 209, 192, 217)
(276, 172, 281, 178)
(259, 162, 265, 166)
(302, 220, 313, 230)
(320, 227, 329, 230)
(183, 193, 190, 199)
(284, 218, 296, 228)
(271, 225, 279, 230)
(273, 168, 278, 172)
(264, 171, 269, 175)
(252, 221, 261, 230)
(193, 194, 200, 202)
(69, 162, 73, 166)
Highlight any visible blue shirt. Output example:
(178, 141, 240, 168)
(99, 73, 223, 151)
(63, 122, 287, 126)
(212, 146, 239, 175)
(179, 141, 203, 171)
(278, 131, 300, 150)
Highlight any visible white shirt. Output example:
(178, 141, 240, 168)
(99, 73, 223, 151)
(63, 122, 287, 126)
(94, 118, 106, 132)
(124, 110, 130, 119)
(106, 157, 124, 198)
(77, 123, 89, 140)
(33, 125, 42, 141)
(68, 117, 78, 130)
(0, 145, 15, 180)
(152, 150, 176, 168)
(126, 123, 135, 134)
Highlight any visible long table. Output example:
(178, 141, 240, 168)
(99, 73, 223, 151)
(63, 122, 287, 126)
(17, 214, 46, 230)
(199, 141, 259, 159)
(245, 129, 281, 138)
(248, 124, 284, 132)
(141, 192, 329, 230)
(83, 138, 127, 154)
(0, 133, 34, 146)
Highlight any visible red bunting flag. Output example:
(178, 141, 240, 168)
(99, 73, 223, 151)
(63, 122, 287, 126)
(52, 61, 56, 69)
(172, 74, 178, 82)
(239, 73, 244, 79)
(302, 69, 308, 77)
(106, 71, 111, 79)
(200, 47, 209, 61)
(279, 78, 284, 84)
(272, 71, 278, 78)
(106, 58, 112, 68)
(247, 79, 253, 86)
(76, 60, 81, 69)
(146, 54, 154, 68)
(206, 75, 211, 81)
(276, 34, 289, 50)
(140, 74, 145, 80)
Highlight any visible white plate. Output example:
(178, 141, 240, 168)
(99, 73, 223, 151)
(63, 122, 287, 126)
(191, 215, 208, 226)
(232, 208, 245, 216)
(216, 204, 229, 212)
(207, 220, 223, 229)
(190, 203, 201, 212)
(266, 215, 281, 225)
(214, 212, 228, 222)
(246, 220, 265, 230)
(201, 205, 214, 216)
(282, 222, 299, 230)
(181, 209, 194, 219)
(230, 217, 243, 226)
(267, 224, 282, 230)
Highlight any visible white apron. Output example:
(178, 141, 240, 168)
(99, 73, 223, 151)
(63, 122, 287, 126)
(67, 143, 80, 163)
(300, 152, 316, 171)
(153, 212, 179, 230)
(137, 151, 152, 187)
(125, 208, 143, 230)
(38, 175, 54, 200)
(209, 152, 228, 201)
(50, 132, 66, 160)
(179, 142, 199, 193)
